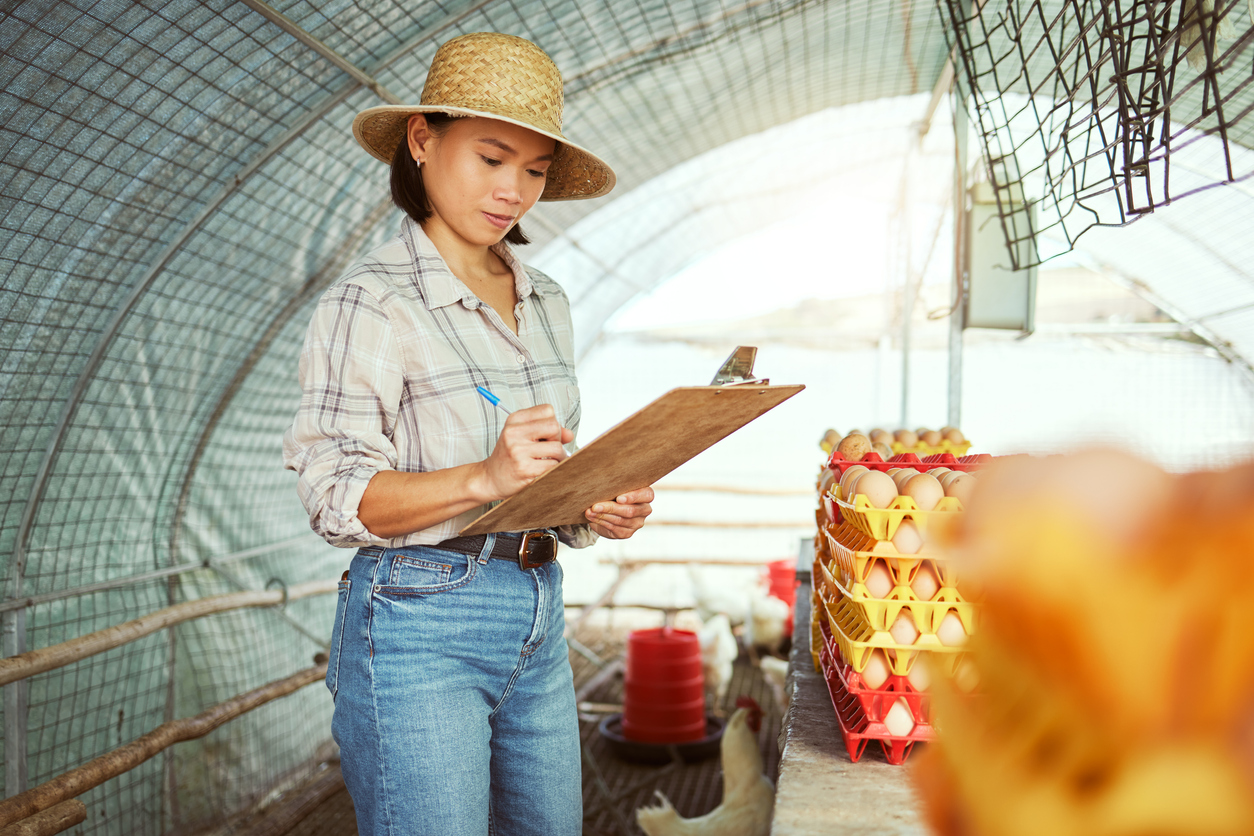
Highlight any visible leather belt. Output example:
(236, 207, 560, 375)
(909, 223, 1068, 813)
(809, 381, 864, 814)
(435, 530, 558, 570)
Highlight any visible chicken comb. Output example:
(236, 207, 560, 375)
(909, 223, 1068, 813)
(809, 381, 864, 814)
(736, 696, 763, 733)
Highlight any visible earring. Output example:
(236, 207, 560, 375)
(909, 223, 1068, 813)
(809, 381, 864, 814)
(415, 158, 422, 169)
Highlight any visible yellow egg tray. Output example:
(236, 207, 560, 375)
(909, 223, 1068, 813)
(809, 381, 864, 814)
(814, 555, 976, 636)
(829, 488, 965, 541)
(818, 583, 968, 677)
(809, 585, 824, 673)
(822, 521, 959, 589)
(890, 439, 973, 457)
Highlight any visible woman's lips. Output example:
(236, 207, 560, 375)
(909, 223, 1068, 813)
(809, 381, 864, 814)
(483, 211, 514, 230)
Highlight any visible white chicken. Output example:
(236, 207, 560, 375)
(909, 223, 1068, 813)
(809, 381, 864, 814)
(697, 613, 739, 707)
(688, 564, 752, 626)
(758, 655, 791, 715)
(636, 697, 775, 836)
(742, 589, 791, 657)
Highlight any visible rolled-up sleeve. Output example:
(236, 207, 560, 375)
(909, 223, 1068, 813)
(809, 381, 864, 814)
(282, 282, 403, 548)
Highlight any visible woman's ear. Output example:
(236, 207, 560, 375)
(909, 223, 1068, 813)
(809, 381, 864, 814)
(406, 113, 431, 163)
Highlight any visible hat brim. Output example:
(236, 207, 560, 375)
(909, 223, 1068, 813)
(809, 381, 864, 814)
(352, 105, 615, 202)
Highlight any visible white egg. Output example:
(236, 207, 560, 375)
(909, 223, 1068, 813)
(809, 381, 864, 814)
(907, 660, 931, 692)
(883, 698, 915, 736)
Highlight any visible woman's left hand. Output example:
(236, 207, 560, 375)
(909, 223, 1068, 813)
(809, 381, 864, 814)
(585, 487, 654, 539)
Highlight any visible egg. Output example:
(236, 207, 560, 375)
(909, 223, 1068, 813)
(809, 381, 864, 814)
(869, 428, 891, 443)
(946, 474, 977, 508)
(890, 612, 920, 646)
(901, 472, 945, 511)
(938, 470, 966, 489)
(912, 562, 940, 601)
(943, 427, 966, 444)
(953, 657, 980, 693)
(908, 661, 931, 692)
(820, 428, 840, 451)
(856, 470, 898, 509)
(818, 468, 838, 496)
(837, 433, 871, 461)
(872, 441, 894, 460)
(865, 560, 894, 598)
(861, 649, 891, 689)
(937, 612, 968, 646)
(894, 429, 919, 447)
(883, 698, 915, 736)
(838, 465, 869, 498)
(892, 468, 917, 490)
(922, 430, 942, 446)
(891, 519, 924, 555)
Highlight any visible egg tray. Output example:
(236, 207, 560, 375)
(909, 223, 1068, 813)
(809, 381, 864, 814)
(830, 489, 965, 541)
(818, 583, 968, 677)
(817, 637, 935, 765)
(890, 439, 973, 457)
(823, 521, 960, 589)
(814, 554, 976, 637)
(824, 450, 990, 475)
(809, 587, 824, 673)
(818, 619, 934, 725)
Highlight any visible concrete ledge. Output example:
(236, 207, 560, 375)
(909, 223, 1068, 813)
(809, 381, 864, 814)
(771, 577, 929, 835)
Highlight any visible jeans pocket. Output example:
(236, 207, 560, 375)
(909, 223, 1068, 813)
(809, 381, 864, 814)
(374, 548, 476, 597)
(326, 578, 351, 699)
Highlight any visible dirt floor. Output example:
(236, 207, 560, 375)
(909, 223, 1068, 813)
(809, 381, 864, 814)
(242, 617, 786, 836)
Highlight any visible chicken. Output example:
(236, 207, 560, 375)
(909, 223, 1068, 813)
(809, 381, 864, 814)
(697, 614, 739, 707)
(742, 589, 791, 656)
(688, 564, 751, 626)
(637, 697, 775, 836)
(758, 655, 791, 715)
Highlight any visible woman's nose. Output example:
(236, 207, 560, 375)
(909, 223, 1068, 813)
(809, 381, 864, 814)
(493, 170, 525, 203)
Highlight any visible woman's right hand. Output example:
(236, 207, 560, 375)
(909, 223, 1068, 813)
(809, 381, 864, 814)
(477, 404, 573, 502)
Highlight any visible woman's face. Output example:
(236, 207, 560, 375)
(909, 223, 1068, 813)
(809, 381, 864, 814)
(409, 114, 556, 248)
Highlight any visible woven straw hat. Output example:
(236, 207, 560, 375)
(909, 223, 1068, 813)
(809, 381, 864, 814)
(352, 32, 615, 201)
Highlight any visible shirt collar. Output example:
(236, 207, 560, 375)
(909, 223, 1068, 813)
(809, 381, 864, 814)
(401, 216, 534, 311)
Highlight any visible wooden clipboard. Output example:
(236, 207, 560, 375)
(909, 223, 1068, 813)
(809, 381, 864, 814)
(460, 383, 805, 535)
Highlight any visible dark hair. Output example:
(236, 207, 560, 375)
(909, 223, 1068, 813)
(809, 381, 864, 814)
(390, 113, 531, 246)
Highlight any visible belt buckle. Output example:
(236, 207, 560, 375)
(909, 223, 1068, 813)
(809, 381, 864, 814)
(517, 530, 557, 570)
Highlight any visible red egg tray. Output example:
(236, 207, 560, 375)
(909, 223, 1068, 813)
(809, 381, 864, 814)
(817, 624, 935, 765)
(824, 450, 992, 476)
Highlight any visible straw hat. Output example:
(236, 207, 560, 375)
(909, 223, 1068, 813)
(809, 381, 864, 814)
(352, 32, 615, 201)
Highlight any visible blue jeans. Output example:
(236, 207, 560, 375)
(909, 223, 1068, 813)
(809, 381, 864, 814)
(326, 536, 581, 836)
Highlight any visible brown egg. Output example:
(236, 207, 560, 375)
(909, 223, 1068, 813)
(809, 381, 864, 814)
(894, 429, 919, 447)
(943, 427, 966, 444)
(939, 425, 956, 436)
(856, 470, 899, 509)
(922, 430, 942, 446)
(872, 441, 894, 460)
(892, 468, 918, 490)
(901, 472, 945, 511)
(938, 470, 966, 489)
(820, 428, 840, 451)
(937, 612, 968, 646)
(865, 560, 894, 598)
(818, 468, 838, 497)
(946, 474, 977, 508)
(836, 433, 871, 461)
(890, 612, 920, 646)
(839, 465, 869, 498)
(891, 519, 924, 555)
(907, 661, 931, 692)
(911, 562, 940, 601)
(861, 649, 891, 689)
(953, 657, 980, 693)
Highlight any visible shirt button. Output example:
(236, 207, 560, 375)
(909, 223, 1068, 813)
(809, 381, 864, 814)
(516, 354, 526, 363)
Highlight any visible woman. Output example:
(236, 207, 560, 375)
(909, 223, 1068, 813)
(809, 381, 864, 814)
(282, 32, 653, 836)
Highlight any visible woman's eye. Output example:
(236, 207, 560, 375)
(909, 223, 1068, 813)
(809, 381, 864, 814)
(527, 169, 547, 178)
(480, 156, 501, 166)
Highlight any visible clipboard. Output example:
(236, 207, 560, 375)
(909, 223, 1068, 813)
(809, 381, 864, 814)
(459, 381, 804, 536)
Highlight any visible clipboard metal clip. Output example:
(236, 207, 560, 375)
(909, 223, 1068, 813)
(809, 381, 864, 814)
(710, 346, 769, 386)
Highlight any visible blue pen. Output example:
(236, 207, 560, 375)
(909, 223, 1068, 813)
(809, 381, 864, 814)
(476, 386, 513, 418)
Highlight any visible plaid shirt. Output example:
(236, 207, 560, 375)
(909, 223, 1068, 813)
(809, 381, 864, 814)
(282, 215, 596, 550)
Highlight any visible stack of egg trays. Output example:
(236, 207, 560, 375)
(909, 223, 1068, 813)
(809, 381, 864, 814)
(816, 618, 934, 765)
(823, 520, 962, 591)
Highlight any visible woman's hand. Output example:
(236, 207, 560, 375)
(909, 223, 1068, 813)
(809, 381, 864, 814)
(585, 487, 654, 539)
(478, 404, 573, 502)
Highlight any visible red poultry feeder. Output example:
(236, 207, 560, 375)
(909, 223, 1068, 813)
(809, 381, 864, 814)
(621, 627, 705, 743)
(767, 558, 797, 635)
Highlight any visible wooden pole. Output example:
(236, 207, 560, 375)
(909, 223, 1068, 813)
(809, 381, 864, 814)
(0, 580, 336, 687)
(0, 801, 86, 836)
(0, 665, 325, 826)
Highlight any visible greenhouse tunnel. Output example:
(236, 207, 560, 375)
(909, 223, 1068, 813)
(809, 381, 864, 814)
(2, 0, 1253, 833)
